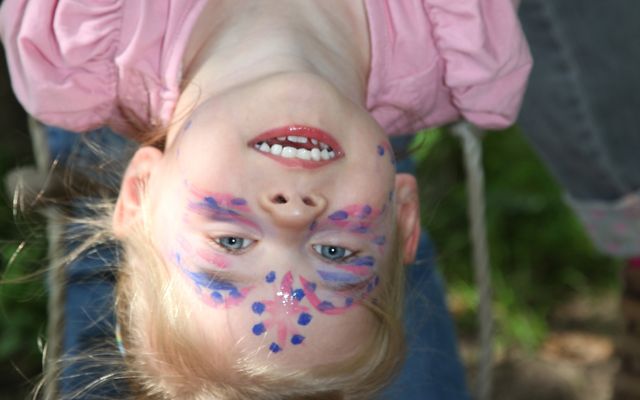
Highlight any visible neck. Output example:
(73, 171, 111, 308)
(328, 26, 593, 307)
(175, 0, 370, 125)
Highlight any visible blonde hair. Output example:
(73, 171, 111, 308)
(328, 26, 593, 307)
(112, 185, 407, 399)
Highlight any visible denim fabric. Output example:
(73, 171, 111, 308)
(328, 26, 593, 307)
(382, 232, 471, 400)
(59, 235, 127, 398)
(517, 0, 640, 256)
(518, 0, 640, 201)
(383, 138, 470, 399)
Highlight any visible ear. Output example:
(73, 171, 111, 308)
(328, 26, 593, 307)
(394, 174, 421, 265)
(112, 146, 163, 238)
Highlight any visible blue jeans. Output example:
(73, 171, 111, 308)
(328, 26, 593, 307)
(518, 0, 640, 257)
(50, 128, 469, 399)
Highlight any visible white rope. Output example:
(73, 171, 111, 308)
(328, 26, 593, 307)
(451, 122, 494, 400)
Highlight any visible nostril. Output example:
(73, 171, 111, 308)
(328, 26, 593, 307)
(272, 194, 288, 204)
(302, 197, 316, 206)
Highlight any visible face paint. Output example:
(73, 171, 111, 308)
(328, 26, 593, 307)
(313, 203, 390, 257)
(174, 234, 230, 270)
(193, 249, 230, 269)
(323, 204, 378, 233)
(174, 253, 253, 308)
(188, 191, 252, 222)
(299, 274, 378, 315)
(377, 141, 396, 166)
(169, 191, 257, 308)
(180, 181, 260, 229)
(306, 202, 390, 299)
(251, 271, 312, 353)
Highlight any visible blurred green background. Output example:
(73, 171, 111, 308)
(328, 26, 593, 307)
(412, 126, 620, 354)
(0, 52, 49, 398)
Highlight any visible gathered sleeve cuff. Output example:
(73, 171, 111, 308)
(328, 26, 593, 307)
(426, 0, 532, 129)
(365, 0, 532, 135)
(0, 0, 206, 137)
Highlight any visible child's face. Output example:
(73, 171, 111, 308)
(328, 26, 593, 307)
(117, 74, 417, 369)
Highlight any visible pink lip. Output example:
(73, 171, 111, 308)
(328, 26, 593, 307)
(248, 125, 344, 169)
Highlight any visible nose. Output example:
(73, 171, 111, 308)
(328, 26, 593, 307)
(259, 191, 327, 229)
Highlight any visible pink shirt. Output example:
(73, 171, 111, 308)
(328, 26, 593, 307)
(0, 0, 531, 137)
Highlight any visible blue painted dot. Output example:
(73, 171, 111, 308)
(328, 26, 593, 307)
(328, 210, 349, 221)
(351, 225, 369, 234)
(377, 145, 385, 156)
(269, 342, 282, 353)
(291, 334, 305, 345)
(373, 236, 387, 245)
(360, 205, 372, 217)
(292, 289, 305, 301)
(211, 291, 224, 303)
(345, 297, 354, 307)
(351, 256, 375, 267)
(265, 271, 276, 283)
(252, 302, 265, 315)
(318, 301, 335, 312)
(231, 198, 247, 206)
(298, 313, 313, 326)
(252, 323, 266, 336)
(204, 196, 220, 209)
(304, 282, 317, 292)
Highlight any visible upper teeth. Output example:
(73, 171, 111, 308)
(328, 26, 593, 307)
(254, 138, 336, 161)
(288, 135, 308, 143)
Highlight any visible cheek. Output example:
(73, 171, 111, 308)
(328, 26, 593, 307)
(227, 294, 376, 367)
(214, 270, 380, 365)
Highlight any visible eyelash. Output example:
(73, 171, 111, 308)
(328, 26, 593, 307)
(209, 237, 360, 264)
(212, 236, 255, 253)
(312, 244, 358, 263)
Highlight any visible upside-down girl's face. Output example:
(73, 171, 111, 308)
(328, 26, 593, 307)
(119, 73, 419, 368)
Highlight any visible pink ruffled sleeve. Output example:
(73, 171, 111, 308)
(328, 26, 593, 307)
(365, 0, 532, 135)
(0, 0, 206, 136)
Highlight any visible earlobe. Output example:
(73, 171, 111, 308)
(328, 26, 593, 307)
(394, 174, 421, 265)
(112, 146, 163, 238)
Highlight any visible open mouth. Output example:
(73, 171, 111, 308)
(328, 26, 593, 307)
(249, 125, 344, 166)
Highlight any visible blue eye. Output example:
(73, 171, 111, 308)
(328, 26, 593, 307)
(312, 244, 354, 262)
(214, 237, 254, 252)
